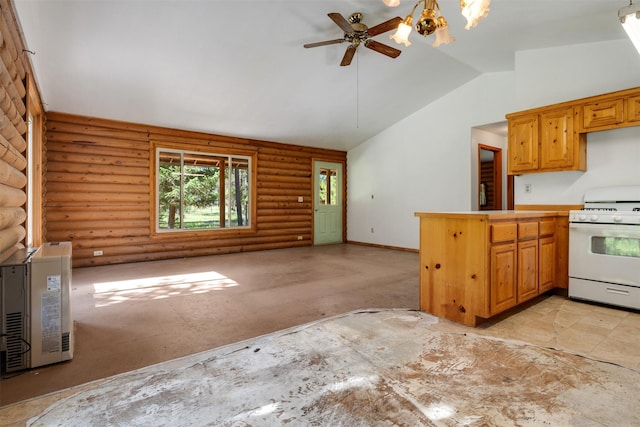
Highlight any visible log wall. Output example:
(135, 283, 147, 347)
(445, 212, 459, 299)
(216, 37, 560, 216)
(44, 112, 347, 267)
(0, 1, 36, 260)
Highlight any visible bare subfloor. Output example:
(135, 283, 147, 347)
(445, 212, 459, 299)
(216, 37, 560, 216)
(8, 309, 640, 426)
(1, 244, 420, 406)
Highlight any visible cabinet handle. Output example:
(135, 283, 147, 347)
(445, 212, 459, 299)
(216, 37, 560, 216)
(435, 263, 441, 269)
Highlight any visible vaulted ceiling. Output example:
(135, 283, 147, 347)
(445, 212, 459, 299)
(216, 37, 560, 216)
(14, 0, 628, 151)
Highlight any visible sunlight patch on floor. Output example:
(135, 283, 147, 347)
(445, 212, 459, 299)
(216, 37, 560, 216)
(92, 271, 239, 307)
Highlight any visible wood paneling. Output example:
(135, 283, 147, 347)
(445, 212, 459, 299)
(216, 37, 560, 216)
(44, 112, 346, 267)
(0, 1, 33, 258)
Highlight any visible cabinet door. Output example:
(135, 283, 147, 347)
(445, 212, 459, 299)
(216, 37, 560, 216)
(490, 243, 517, 314)
(517, 239, 538, 303)
(508, 114, 539, 174)
(539, 107, 576, 170)
(627, 95, 640, 123)
(538, 236, 556, 293)
(582, 98, 624, 131)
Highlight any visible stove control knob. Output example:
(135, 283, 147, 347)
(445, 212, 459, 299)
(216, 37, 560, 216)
(613, 215, 623, 222)
(578, 214, 587, 221)
(589, 214, 598, 221)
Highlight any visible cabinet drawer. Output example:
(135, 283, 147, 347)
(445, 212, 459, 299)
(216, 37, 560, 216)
(491, 223, 517, 243)
(539, 219, 555, 236)
(518, 222, 539, 240)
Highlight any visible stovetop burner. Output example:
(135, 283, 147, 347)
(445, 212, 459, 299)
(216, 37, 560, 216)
(570, 186, 640, 225)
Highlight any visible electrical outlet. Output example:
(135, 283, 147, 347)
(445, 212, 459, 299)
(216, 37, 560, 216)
(297, 235, 303, 240)
(93, 250, 103, 256)
(524, 184, 532, 193)
(298, 196, 303, 202)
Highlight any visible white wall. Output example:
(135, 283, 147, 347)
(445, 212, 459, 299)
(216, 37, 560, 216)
(515, 39, 640, 110)
(347, 72, 515, 250)
(513, 39, 640, 205)
(347, 38, 640, 250)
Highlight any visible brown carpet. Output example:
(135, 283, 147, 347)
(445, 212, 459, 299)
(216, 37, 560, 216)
(6, 310, 639, 426)
(1, 244, 420, 407)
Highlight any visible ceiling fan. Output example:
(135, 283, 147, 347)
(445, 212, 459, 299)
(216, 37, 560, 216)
(304, 12, 403, 66)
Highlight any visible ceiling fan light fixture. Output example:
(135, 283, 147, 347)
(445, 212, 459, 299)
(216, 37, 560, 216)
(415, 7, 438, 36)
(432, 17, 455, 47)
(384, 0, 489, 46)
(619, 2, 640, 55)
(390, 16, 414, 46)
(460, 0, 491, 30)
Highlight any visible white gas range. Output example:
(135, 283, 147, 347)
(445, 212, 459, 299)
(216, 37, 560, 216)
(568, 185, 640, 310)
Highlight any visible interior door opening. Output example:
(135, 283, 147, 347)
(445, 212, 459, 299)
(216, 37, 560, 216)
(478, 144, 503, 211)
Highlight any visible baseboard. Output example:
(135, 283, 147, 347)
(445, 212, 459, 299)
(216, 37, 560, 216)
(347, 240, 418, 253)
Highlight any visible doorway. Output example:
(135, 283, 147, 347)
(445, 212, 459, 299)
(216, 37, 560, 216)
(313, 160, 343, 245)
(478, 144, 503, 210)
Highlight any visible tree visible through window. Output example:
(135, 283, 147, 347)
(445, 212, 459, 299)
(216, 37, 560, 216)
(157, 149, 250, 231)
(318, 168, 337, 205)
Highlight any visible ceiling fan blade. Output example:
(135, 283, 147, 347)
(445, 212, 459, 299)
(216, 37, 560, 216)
(365, 39, 401, 59)
(340, 44, 358, 66)
(366, 16, 403, 37)
(304, 39, 345, 48)
(328, 12, 354, 34)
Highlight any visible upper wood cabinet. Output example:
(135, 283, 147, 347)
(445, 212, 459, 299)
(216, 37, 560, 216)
(507, 106, 586, 175)
(506, 86, 640, 175)
(581, 97, 624, 131)
(507, 113, 539, 173)
(626, 94, 640, 124)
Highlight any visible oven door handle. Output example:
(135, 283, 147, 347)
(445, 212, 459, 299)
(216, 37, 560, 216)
(606, 287, 631, 296)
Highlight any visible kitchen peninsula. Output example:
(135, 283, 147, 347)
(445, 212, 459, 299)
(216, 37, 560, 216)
(415, 211, 569, 326)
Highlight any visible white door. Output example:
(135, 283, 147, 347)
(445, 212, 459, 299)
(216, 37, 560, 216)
(314, 161, 343, 245)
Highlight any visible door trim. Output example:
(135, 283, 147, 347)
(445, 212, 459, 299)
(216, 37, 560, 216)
(478, 144, 503, 210)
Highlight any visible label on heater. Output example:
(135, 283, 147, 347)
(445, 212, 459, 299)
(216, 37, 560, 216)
(47, 275, 61, 291)
(41, 291, 61, 353)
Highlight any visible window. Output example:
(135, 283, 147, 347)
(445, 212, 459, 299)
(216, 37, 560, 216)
(156, 148, 251, 232)
(318, 167, 338, 206)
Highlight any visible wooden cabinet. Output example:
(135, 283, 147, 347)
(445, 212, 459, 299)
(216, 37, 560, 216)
(580, 92, 640, 131)
(507, 106, 586, 174)
(507, 86, 640, 175)
(581, 97, 625, 131)
(508, 114, 539, 173)
(626, 94, 640, 123)
(416, 212, 563, 326)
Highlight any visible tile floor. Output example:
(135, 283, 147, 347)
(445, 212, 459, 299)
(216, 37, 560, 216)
(433, 293, 640, 371)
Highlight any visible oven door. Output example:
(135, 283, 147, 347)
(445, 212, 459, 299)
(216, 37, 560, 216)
(569, 222, 640, 287)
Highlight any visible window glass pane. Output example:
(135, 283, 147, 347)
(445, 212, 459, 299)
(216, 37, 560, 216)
(319, 168, 338, 206)
(183, 153, 221, 230)
(229, 157, 250, 227)
(156, 149, 251, 232)
(591, 236, 640, 258)
(158, 151, 182, 229)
